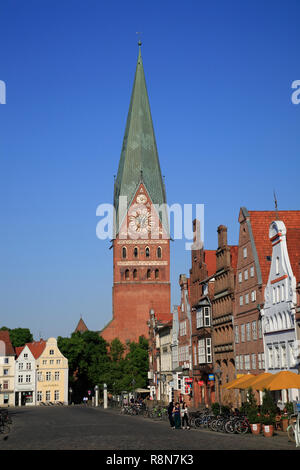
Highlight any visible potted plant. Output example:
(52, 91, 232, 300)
(211, 402, 220, 416)
(260, 388, 277, 437)
(281, 414, 289, 432)
(245, 388, 261, 435)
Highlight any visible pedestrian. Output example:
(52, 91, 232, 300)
(181, 402, 190, 429)
(167, 400, 175, 429)
(173, 402, 181, 429)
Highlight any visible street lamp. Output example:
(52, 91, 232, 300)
(214, 367, 223, 405)
(94, 385, 99, 407)
(69, 387, 72, 405)
(103, 383, 107, 409)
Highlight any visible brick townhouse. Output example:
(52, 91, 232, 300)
(234, 208, 300, 406)
(212, 225, 238, 407)
(189, 219, 216, 407)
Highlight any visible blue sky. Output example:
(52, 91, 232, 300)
(0, 0, 299, 340)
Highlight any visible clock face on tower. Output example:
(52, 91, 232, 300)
(129, 206, 151, 235)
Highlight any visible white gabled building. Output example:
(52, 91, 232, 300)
(261, 219, 300, 403)
(15, 340, 46, 406)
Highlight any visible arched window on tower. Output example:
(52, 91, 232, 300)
(147, 269, 151, 280)
(125, 269, 130, 280)
(134, 247, 138, 258)
(145, 247, 150, 258)
(133, 269, 137, 280)
(155, 269, 159, 279)
(122, 247, 127, 259)
(157, 246, 162, 258)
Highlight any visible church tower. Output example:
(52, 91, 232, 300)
(100, 43, 171, 345)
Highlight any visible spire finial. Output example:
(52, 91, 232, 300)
(136, 31, 142, 47)
(273, 189, 279, 220)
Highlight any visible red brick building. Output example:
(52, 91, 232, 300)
(212, 225, 238, 407)
(189, 219, 216, 407)
(100, 44, 170, 345)
(234, 208, 300, 406)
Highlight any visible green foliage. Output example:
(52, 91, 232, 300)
(212, 402, 220, 416)
(284, 401, 294, 415)
(240, 387, 258, 420)
(220, 405, 231, 415)
(0, 326, 33, 348)
(261, 388, 277, 420)
(57, 333, 149, 403)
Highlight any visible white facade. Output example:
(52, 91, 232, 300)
(0, 346, 15, 407)
(261, 220, 300, 402)
(15, 345, 37, 406)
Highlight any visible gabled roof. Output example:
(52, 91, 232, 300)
(15, 339, 46, 359)
(0, 330, 15, 356)
(114, 45, 167, 235)
(286, 228, 300, 283)
(204, 250, 217, 277)
(229, 245, 239, 271)
(241, 208, 300, 285)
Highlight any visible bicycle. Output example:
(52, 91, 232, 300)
(0, 415, 10, 435)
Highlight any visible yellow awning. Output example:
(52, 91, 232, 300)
(237, 373, 272, 390)
(222, 374, 255, 390)
(253, 370, 300, 391)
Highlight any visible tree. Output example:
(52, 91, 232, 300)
(0, 327, 33, 348)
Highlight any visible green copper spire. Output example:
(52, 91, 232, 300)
(114, 44, 168, 235)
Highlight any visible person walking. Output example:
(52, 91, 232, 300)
(168, 400, 175, 429)
(173, 402, 181, 429)
(181, 402, 190, 429)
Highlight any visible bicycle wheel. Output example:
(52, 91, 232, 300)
(287, 424, 296, 442)
(224, 420, 235, 434)
(235, 419, 250, 434)
(209, 418, 218, 432)
(194, 418, 202, 428)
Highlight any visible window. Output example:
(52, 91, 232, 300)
(49, 350, 54, 355)
(122, 247, 127, 259)
(18, 375, 23, 383)
(46, 372, 51, 381)
(18, 363, 23, 370)
(147, 269, 151, 279)
(236, 356, 240, 370)
(196, 309, 203, 328)
(239, 296, 243, 306)
(252, 321, 257, 340)
(246, 323, 251, 341)
(258, 319, 262, 338)
(244, 270, 248, 281)
(155, 269, 159, 280)
(134, 247, 138, 258)
(288, 342, 296, 367)
(238, 272, 242, 283)
(54, 390, 59, 401)
(274, 346, 280, 368)
(243, 247, 247, 258)
(241, 324, 245, 342)
(54, 371, 60, 381)
(26, 363, 31, 370)
(125, 269, 130, 280)
(198, 339, 206, 364)
(4, 358, 9, 364)
(251, 353, 256, 370)
(37, 391, 42, 402)
(56, 360, 61, 364)
(46, 391, 51, 401)
(3, 381, 8, 390)
(281, 344, 287, 368)
(251, 290, 256, 302)
(235, 325, 239, 344)
(50, 360, 54, 365)
(24, 353, 28, 359)
(277, 285, 281, 303)
(258, 353, 262, 370)
(25, 374, 31, 383)
(157, 247, 162, 258)
(240, 355, 244, 370)
(145, 247, 150, 258)
(133, 269, 137, 280)
(204, 307, 210, 327)
(206, 338, 212, 363)
(268, 346, 274, 369)
(244, 355, 250, 370)
(250, 266, 254, 277)
(3, 369, 8, 376)
(43, 360, 47, 365)
(180, 321, 187, 336)
(37, 372, 43, 381)
(245, 293, 249, 304)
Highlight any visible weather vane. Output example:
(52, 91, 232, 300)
(273, 189, 279, 220)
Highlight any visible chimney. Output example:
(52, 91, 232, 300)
(218, 225, 228, 248)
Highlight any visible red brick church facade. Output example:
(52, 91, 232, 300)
(100, 44, 170, 345)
